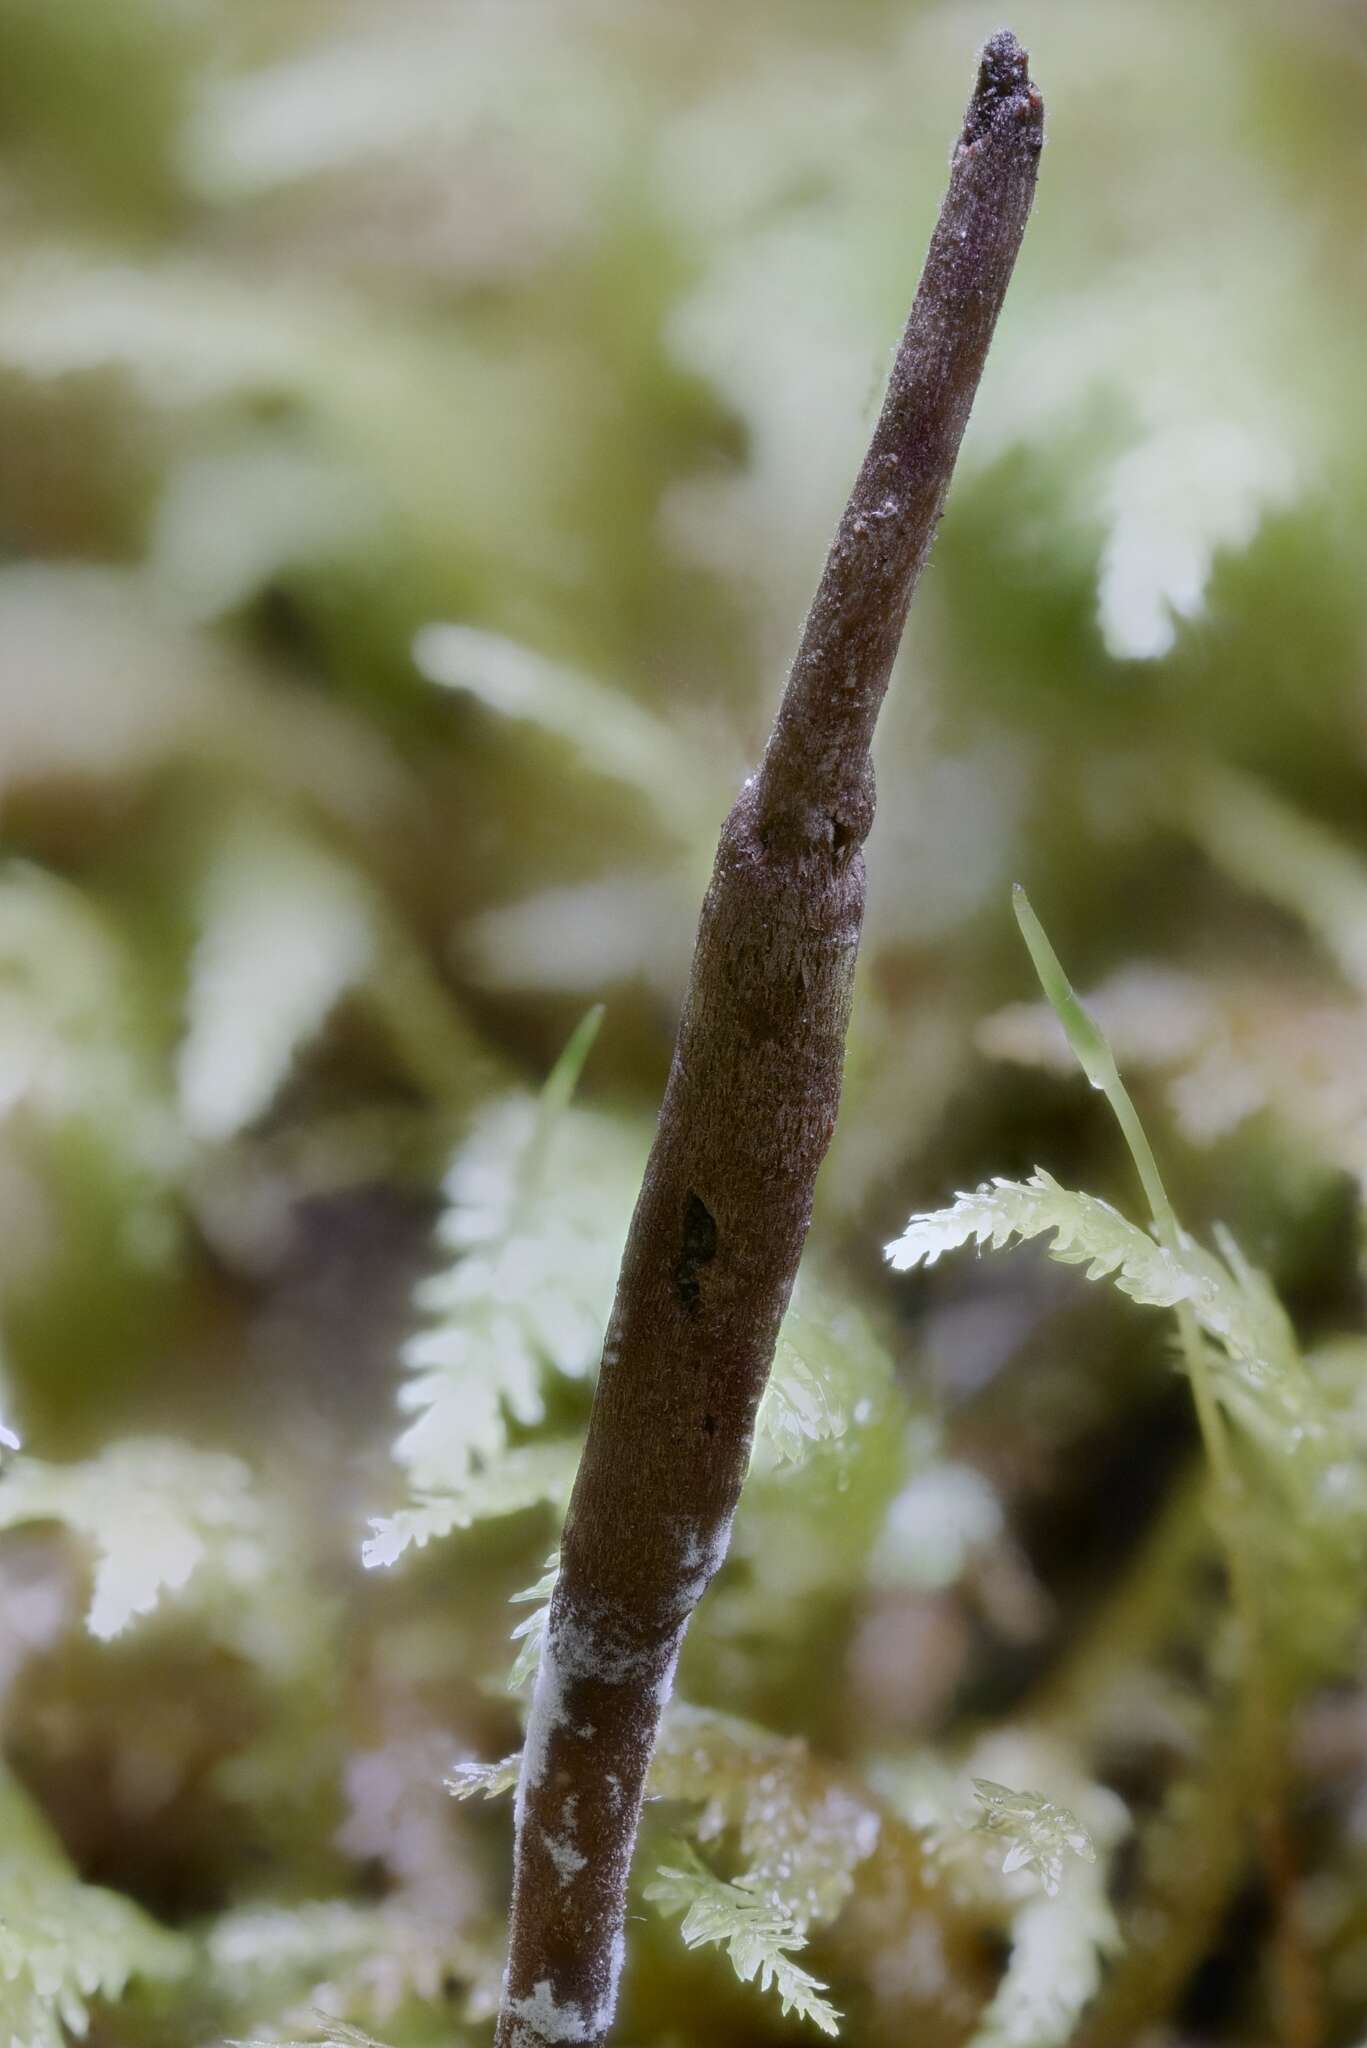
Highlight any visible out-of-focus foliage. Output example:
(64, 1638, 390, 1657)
(0, 1762, 189, 2048)
(0, 1437, 264, 1639)
(2, 0, 1367, 2044)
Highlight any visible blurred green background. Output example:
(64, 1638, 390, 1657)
(3, 3, 1367, 2045)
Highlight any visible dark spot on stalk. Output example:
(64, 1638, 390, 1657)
(675, 1191, 718, 1311)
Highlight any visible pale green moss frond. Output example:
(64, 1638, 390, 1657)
(0, 860, 183, 1263)
(414, 626, 704, 842)
(507, 1552, 559, 1694)
(645, 1841, 840, 2036)
(227, 2019, 392, 2048)
(650, 1703, 882, 1935)
(753, 1324, 850, 1470)
(0, 1436, 264, 1639)
(448, 1698, 883, 1947)
(887, 1170, 1187, 1301)
(210, 1898, 490, 2037)
(752, 1291, 896, 1477)
(874, 1735, 1126, 2048)
(968, 893, 1367, 1701)
(180, 807, 480, 1143)
(0, 1766, 188, 2048)
(446, 1755, 521, 1803)
(968, 1890, 1121, 2048)
(382, 1014, 639, 1497)
(695, 1297, 910, 1694)
(887, 1172, 1316, 1417)
(972, 1780, 1096, 1899)
(178, 812, 377, 1144)
(1184, 763, 1367, 997)
(366, 1010, 646, 1562)
(361, 1440, 578, 1569)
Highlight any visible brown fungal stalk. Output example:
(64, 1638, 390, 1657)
(497, 31, 1043, 2048)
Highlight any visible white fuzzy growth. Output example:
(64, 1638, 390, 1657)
(677, 1514, 733, 1610)
(507, 1598, 673, 2047)
(514, 1600, 659, 1836)
(601, 1927, 627, 2030)
(515, 1632, 568, 1833)
(654, 1635, 683, 1712)
(542, 1828, 588, 1885)
(517, 1598, 684, 1825)
(508, 1980, 592, 2044)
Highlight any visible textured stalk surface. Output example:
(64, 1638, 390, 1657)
(497, 32, 1043, 2048)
